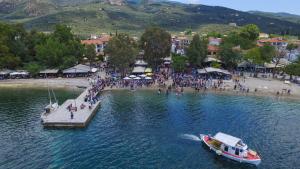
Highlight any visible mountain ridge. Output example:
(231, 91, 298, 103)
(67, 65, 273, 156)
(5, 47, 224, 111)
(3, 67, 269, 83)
(1, 0, 300, 36)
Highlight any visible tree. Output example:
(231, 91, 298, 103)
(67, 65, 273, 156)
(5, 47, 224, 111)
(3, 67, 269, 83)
(186, 34, 207, 67)
(172, 54, 187, 72)
(105, 33, 138, 76)
(25, 62, 41, 77)
(259, 44, 275, 64)
(0, 55, 21, 69)
(239, 24, 260, 41)
(272, 49, 287, 77)
(36, 38, 65, 68)
(224, 32, 254, 50)
(284, 63, 300, 79)
(140, 27, 171, 68)
(219, 43, 241, 70)
(84, 44, 96, 68)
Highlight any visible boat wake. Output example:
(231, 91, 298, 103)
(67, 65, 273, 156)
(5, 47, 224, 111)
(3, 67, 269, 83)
(180, 134, 201, 142)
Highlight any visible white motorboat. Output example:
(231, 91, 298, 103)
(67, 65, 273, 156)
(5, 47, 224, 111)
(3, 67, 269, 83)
(200, 132, 261, 166)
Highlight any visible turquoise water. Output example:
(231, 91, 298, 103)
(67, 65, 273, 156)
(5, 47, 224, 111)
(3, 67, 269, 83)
(0, 89, 300, 169)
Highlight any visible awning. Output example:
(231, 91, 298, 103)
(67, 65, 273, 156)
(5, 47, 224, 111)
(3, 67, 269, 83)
(123, 77, 131, 80)
(0, 69, 12, 75)
(145, 68, 152, 73)
(197, 67, 231, 75)
(40, 69, 59, 74)
(214, 132, 241, 147)
(10, 71, 29, 76)
(63, 64, 92, 74)
(135, 60, 148, 66)
(132, 66, 145, 73)
(204, 57, 222, 63)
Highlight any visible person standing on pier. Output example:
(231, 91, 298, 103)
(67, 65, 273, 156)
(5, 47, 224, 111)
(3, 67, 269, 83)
(71, 112, 74, 119)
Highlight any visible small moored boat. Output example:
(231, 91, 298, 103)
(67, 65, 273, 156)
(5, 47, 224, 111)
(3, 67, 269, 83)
(200, 132, 261, 166)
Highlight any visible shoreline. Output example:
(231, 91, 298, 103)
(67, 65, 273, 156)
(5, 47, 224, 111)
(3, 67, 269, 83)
(1, 78, 300, 101)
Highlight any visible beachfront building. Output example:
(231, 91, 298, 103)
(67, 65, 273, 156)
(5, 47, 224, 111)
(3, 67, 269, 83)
(81, 35, 111, 55)
(63, 64, 97, 77)
(0, 69, 12, 80)
(257, 38, 288, 50)
(197, 67, 232, 80)
(9, 71, 30, 79)
(39, 69, 60, 78)
(171, 35, 191, 55)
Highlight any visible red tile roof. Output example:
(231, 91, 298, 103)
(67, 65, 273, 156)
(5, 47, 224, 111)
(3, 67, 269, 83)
(258, 38, 286, 43)
(208, 45, 219, 52)
(81, 35, 111, 45)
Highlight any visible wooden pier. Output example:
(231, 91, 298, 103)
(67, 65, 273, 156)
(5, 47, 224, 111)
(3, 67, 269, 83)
(42, 88, 101, 128)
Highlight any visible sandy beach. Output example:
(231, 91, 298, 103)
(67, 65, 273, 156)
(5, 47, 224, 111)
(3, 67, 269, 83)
(1, 76, 299, 100)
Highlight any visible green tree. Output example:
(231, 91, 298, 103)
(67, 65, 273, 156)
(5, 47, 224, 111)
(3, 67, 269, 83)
(140, 27, 171, 68)
(105, 33, 138, 76)
(259, 44, 275, 63)
(284, 63, 300, 79)
(36, 38, 65, 68)
(245, 48, 261, 63)
(0, 55, 21, 69)
(219, 43, 241, 70)
(186, 34, 207, 67)
(25, 62, 42, 77)
(239, 24, 260, 41)
(84, 44, 96, 68)
(224, 32, 254, 50)
(172, 54, 187, 72)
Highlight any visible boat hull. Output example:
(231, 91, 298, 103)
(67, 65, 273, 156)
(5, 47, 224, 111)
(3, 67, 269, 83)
(200, 134, 261, 166)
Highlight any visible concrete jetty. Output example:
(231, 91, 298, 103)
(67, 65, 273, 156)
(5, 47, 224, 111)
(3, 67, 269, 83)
(41, 88, 101, 128)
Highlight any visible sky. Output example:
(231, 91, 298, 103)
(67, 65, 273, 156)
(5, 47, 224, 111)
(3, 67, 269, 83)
(171, 0, 300, 15)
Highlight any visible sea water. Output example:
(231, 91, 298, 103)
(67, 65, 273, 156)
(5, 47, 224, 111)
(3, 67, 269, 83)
(0, 89, 299, 169)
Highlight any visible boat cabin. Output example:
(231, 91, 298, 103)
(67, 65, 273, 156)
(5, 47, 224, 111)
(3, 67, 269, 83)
(213, 132, 248, 157)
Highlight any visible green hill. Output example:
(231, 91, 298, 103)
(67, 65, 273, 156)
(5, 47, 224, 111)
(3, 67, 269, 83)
(1, 0, 300, 37)
(249, 11, 300, 24)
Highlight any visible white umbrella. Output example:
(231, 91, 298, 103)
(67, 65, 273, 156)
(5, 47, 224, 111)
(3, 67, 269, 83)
(123, 77, 131, 80)
(145, 77, 152, 80)
(134, 77, 141, 80)
(129, 75, 136, 78)
(139, 74, 147, 78)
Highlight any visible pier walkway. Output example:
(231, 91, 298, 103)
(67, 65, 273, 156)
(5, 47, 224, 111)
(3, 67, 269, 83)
(42, 88, 101, 128)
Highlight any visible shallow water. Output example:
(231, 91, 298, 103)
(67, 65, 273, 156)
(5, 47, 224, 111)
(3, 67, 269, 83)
(0, 89, 299, 169)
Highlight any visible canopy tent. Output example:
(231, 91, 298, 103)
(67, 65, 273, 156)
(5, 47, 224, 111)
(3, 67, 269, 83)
(145, 77, 152, 80)
(91, 68, 98, 73)
(63, 64, 93, 74)
(144, 68, 152, 73)
(132, 66, 145, 74)
(164, 57, 172, 61)
(164, 61, 171, 65)
(139, 74, 147, 78)
(204, 57, 222, 63)
(0, 69, 12, 75)
(40, 69, 59, 74)
(146, 73, 153, 76)
(133, 77, 141, 80)
(214, 132, 241, 147)
(10, 71, 29, 76)
(197, 67, 231, 75)
(123, 77, 131, 80)
(129, 75, 136, 78)
(135, 60, 148, 66)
